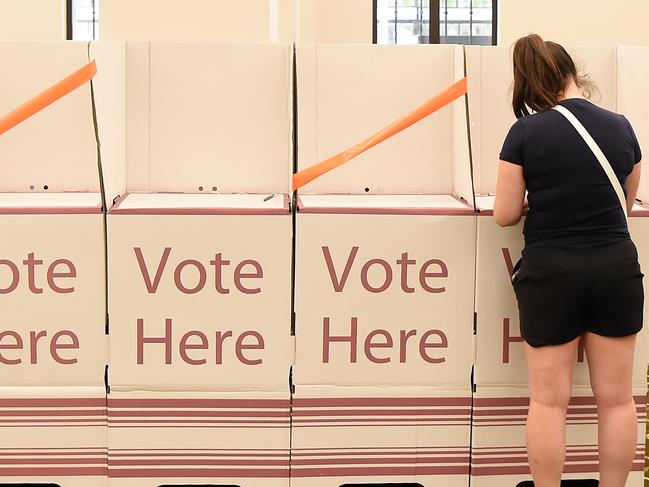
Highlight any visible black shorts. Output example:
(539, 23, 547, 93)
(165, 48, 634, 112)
(511, 238, 644, 347)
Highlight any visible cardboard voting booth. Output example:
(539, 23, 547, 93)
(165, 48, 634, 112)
(0, 41, 125, 486)
(107, 42, 293, 486)
(467, 45, 648, 486)
(292, 44, 475, 486)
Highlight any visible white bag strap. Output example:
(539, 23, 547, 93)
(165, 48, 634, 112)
(552, 104, 628, 221)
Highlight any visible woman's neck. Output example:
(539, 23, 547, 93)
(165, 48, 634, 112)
(558, 77, 584, 101)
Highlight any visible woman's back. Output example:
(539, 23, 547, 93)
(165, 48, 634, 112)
(495, 34, 644, 487)
(500, 98, 642, 246)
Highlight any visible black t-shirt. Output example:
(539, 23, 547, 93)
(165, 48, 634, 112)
(500, 98, 642, 247)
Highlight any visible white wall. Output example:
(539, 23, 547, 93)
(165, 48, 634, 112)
(499, 0, 649, 47)
(100, 0, 372, 43)
(3, 1, 649, 50)
(101, 0, 270, 42)
(315, 0, 372, 44)
(0, 0, 64, 40)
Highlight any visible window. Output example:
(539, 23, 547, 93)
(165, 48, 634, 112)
(66, 0, 99, 40)
(374, 0, 497, 45)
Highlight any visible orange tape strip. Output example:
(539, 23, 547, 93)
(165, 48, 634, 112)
(0, 60, 97, 136)
(292, 77, 468, 191)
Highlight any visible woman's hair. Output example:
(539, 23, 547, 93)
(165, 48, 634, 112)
(512, 34, 596, 118)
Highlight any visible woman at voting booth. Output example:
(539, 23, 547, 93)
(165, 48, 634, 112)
(495, 34, 644, 487)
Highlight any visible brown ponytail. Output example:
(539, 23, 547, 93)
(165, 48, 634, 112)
(512, 34, 596, 118)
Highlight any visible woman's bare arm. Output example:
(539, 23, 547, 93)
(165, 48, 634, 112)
(626, 162, 642, 214)
(494, 160, 527, 227)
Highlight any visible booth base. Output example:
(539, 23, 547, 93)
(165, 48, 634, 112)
(107, 389, 290, 487)
(0, 386, 107, 487)
(290, 385, 471, 487)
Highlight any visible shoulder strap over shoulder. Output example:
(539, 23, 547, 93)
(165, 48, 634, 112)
(552, 104, 628, 222)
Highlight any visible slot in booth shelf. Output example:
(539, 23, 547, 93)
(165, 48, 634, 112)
(297, 194, 474, 215)
(111, 192, 290, 215)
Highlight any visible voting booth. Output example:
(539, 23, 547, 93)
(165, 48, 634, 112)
(106, 42, 293, 486)
(292, 44, 475, 486)
(466, 45, 648, 486)
(0, 41, 125, 486)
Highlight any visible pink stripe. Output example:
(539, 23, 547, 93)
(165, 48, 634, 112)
(474, 413, 646, 423)
(0, 205, 102, 215)
(291, 456, 469, 466)
(474, 395, 646, 407)
(471, 445, 644, 454)
(0, 419, 106, 424)
(473, 416, 599, 422)
(111, 206, 289, 215)
(109, 459, 288, 466)
(110, 452, 289, 458)
(109, 419, 288, 424)
(474, 407, 600, 416)
(110, 424, 289, 429)
(294, 445, 469, 455)
(109, 409, 288, 418)
(111, 192, 290, 215)
(293, 422, 470, 428)
(293, 397, 472, 407)
(0, 451, 106, 456)
(108, 398, 289, 408)
(0, 467, 105, 476)
(472, 461, 645, 476)
(292, 408, 470, 417)
(0, 409, 106, 416)
(110, 448, 288, 454)
(473, 419, 599, 425)
(292, 417, 470, 424)
(298, 206, 475, 216)
(472, 447, 600, 455)
(108, 467, 289, 478)
(0, 446, 107, 455)
(0, 398, 105, 407)
(291, 450, 470, 457)
(473, 453, 645, 465)
(291, 465, 469, 477)
(0, 458, 105, 465)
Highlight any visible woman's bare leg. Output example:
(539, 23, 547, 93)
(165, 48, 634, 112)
(584, 332, 638, 487)
(525, 336, 580, 487)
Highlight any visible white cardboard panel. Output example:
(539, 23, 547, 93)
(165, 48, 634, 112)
(0, 386, 107, 486)
(90, 41, 127, 208)
(0, 192, 101, 209)
(469, 45, 617, 195)
(0, 213, 106, 387)
(125, 42, 150, 192)
(299, 193, 469, 210)
(147, 42, 292, 194)
(617, 45, 649, 201)
(294, 209, 475, 388)
(297, 43, 466, 194)
(115, 192, 286, 210)
(0, 42, 98, 192)
(291, 384, 471, 486)
(107, 389, 289, 486)
(108, 209, 293, 390)
(471, 46, 513, 196)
